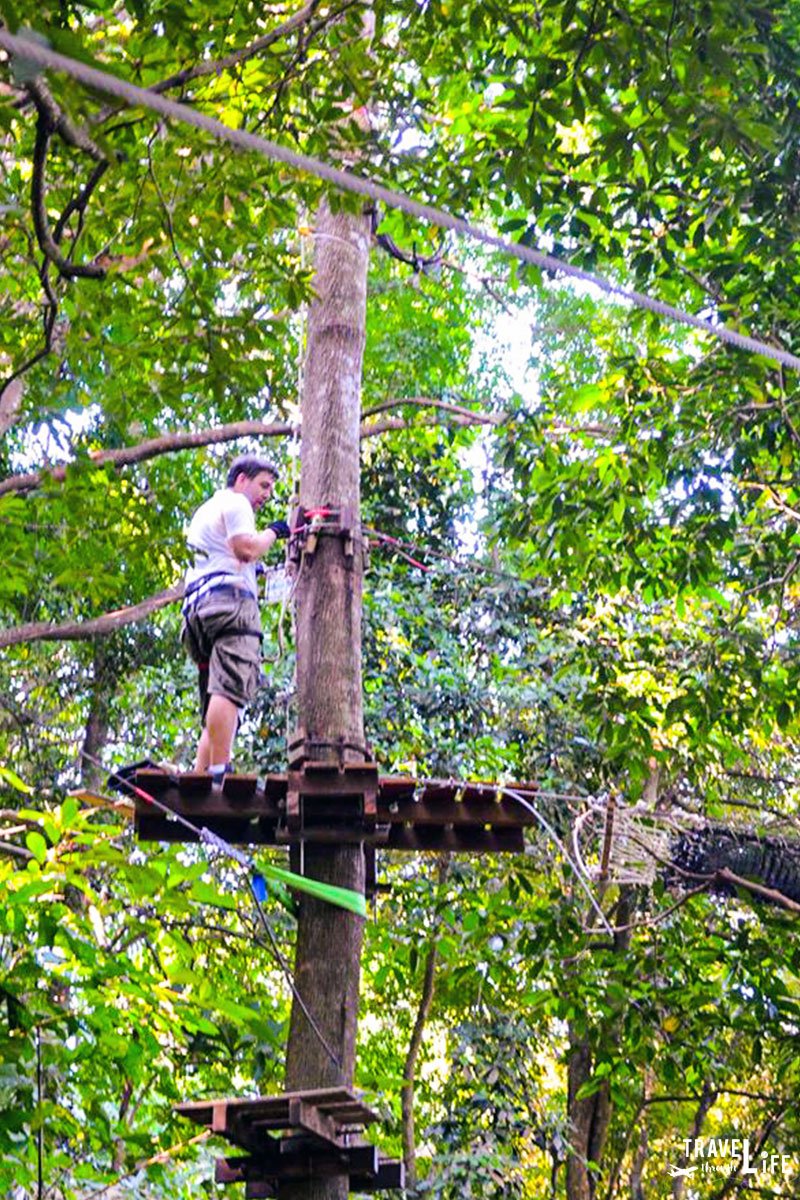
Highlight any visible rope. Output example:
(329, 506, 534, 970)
(469, 781, 613, 933)
(363, 524, 540, 585)
(2, 30, 800, 371)
(80, 749, 342, 1069)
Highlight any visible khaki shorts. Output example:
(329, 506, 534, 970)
(182, 590, 262, 716)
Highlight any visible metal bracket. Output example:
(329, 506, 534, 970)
(287, 728, 373, 771)
(287, 505, 360, 569)
(282, 760, 380, 845)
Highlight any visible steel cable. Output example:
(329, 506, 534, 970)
(1, 30, 800, 370)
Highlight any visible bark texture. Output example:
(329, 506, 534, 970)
(281, 199, 371, 1200)
(80, 643, 112, 790)
(566, 893, 632, 1200)
(401, 854, 450, 1187)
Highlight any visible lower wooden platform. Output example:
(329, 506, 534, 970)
(176, 1087, 378, 1153)
(176, 1087, 403, 1195)
(215, 1152, 404, 1196)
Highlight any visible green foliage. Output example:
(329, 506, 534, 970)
(0, 798, 293, 1197)
(3, 1, 800, 1197)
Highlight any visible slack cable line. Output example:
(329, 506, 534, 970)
(466, 781, 614, 934)
(364, 524, 537, 583)
(77, 749, 350, 1070)
(2, 30, 800, 371)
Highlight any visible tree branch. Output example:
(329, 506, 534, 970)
(739, 480, 800, 522)
(30, 110, 106, 280)
(0, 403, 498, 499)
(0, 841, 33, 861)
(707, 1105, 788, 1200)
(0, 586, 183, 650)
(714, 866, 800, 914)
(52, 159, 110, 245)
(87, 1130, 210, 1200)
(0, 376, 25, 437)
(0, 811, 43, 827)
(0, 420, 295, 497)
(671, 1086, 717, 1200)
(401, 855, 450, 1190)
(147, 0, 352, 95)
(362, 395, 506, 424)
(361, 411, 502, 438)
(360, 395, 506, 439)
(26, 76, 105, 162)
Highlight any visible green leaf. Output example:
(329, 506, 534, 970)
(25, 831, 47, 863)
(0, 766, 33, 794)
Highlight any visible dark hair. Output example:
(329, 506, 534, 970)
(226, 455, 279, 488)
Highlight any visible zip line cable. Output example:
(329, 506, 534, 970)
(78, 748, 343, 1069)
(464, 781, 613, 933)
(2, 29, 800, 371)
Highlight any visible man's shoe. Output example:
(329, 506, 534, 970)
(209, 767, 227, 797)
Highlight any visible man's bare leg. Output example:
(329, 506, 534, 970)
(194, 694, 239, 772)
(194, 727, 212, 772)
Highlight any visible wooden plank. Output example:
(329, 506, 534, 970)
(245, 1184, 275, 1199)
(177, 1088, 378, 1129)
(136, 770, 541, 855)
(143, 814, 527, 852)
(135, 774, 537, 826)
(286, 1099, 341, 1146)
(388, 826, 525, 853)
(215, 1157, 246, 1183)
(133, 769, 243, 799)
(352, 1158, 405, 1192)
(214, 1148, 400, 1194)
(135, 769, 537, 803)
(136, 815, 276, 844)
(135, 773, 279, 817)
(379, 776, 537, 802)
(380, 796, 535, 827)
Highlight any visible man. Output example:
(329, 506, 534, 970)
(181, 455, 290, 781)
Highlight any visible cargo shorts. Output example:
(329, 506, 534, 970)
(181, 589, 262, 717)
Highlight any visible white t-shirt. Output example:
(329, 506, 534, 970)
(184, 488, 258, 600)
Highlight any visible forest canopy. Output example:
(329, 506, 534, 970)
(2, 2, 800, 1198)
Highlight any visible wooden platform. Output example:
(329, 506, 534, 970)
(132, 768, 537, 854)
(177, 1087, 379, 1151)
(176, 1087, 403, 1195)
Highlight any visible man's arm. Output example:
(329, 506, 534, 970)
(228, 529, 278, 562)
(229, 521, 290, 561)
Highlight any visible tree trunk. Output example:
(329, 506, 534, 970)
(566, 1030, 596, 1200)
(401, 854, 450, 1188)
(565, 893, 632, 1200)
(671, 1086, 716, 1200)
(80, 641, 112, 789)
(280, 198, 371, 1200)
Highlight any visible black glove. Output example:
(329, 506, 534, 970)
(268, 519, 291, 540)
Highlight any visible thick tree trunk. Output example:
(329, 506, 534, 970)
(280, 199, 371, 1200)
(80, 641, 112, 789)
(566, 893, 632, 1200)
(566, 1031, 596, 1200)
